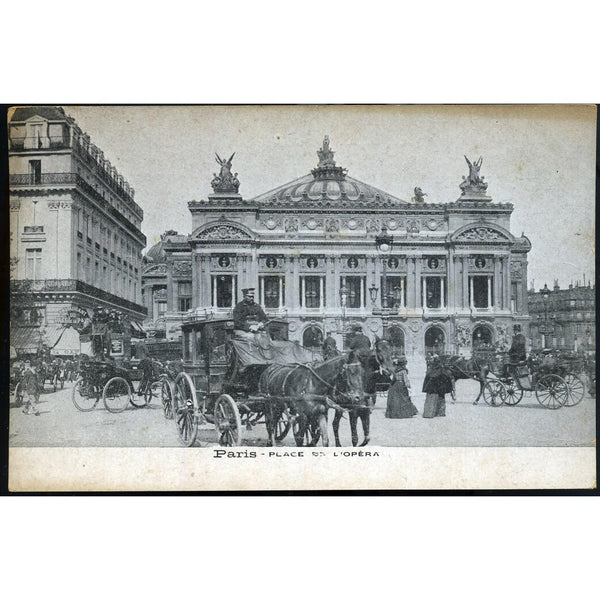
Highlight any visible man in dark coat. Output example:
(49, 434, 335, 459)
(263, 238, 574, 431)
(322, 332, 339, 360)
(348, 325, 371, 358)
(233, 288, 268, 333)
(508, 324, 527, 363)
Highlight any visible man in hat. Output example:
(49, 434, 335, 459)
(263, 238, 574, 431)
(322, 331, 339, 360)
(508, 324, 527, 363)
(348, 324, 371, 359)
(233, 288, 268, 334)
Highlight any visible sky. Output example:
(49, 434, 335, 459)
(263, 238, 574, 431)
(65, 105, 596, 290)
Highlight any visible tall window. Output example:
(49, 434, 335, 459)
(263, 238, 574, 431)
(211, 275, 236, 308)
(26, 248, 42, 280)
(380, 275, 406, 308)
(300, 275, 325, 309)
(178, 281, 192, 312)
(340, 276, 366, 309)
(260, 276, 285, 309)
(423, 277, 446, 309)
(469, 276, 494, 309)
(28, 160, 41, 184)
(77, 252, 82, 280)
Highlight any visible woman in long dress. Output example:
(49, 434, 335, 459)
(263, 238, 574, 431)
(422, 356, 454, 418)
(386, 357, 418, 419)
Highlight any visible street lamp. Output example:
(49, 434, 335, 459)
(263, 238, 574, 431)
(375, 225, 394, 309)
(541, 283, 550, 348)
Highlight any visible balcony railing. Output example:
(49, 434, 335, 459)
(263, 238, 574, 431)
(23, 225, 44, 233)
(10, 172, 146, 245)
(9, 137, 71, 151)
(13, 278, 147, 316)
(10, 172, 78, 186)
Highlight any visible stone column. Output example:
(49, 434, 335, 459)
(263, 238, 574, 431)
(414, 257, 422, 309)
(326, 256, 336, 311)
(166, 264, 174, 311)
(462, 257, 469, 309)
(192, 253, 199, 309)
(447, 252, 455, 312)
(493, 257, 501, 310)
(504, 257, 511, 310)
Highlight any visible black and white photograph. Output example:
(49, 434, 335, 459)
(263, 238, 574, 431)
(7, 104, 596, 491)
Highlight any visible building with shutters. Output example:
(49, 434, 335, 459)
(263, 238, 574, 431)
(184, 137, 531, 359)
(528, 281, 595, 352)
(8, 106, 147, 356)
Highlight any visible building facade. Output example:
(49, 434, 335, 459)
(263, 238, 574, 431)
(186, 137, 531, 359)
(9, 106, 147, 355)
(528, 281, 595, 352)
(141, 230, 192, 340)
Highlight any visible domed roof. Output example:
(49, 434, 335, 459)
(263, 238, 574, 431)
(251, 136, 407, 206)
(144, 230, 188, 264)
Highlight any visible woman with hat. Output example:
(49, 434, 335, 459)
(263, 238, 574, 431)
(386, 356, 418, 419)
(421, 355, 454, 418)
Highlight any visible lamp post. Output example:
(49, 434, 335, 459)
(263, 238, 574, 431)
(541, 283, 550, 348)
(375, 225, 394, 309)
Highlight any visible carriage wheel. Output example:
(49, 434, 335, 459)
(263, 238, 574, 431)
(563, 373, 586, 407)
(214, 394, 242, 447)
(173, 372, 198, 447)
(502, 380, 523, 406)
(129, 382, 150, 408)
(275, 409, 292, 442)
(103, 377, 132, 413)
(14, 382, 24, 408)
(535, 374, 568, 409)
(72, 377, 100, 412)
(482, 380, 506, 407)
(161, 378, 174, 419)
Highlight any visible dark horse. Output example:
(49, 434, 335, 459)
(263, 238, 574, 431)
(258, 354, 364, 447)
(332, 337, 396, 447)
(437, 354, 497, 404)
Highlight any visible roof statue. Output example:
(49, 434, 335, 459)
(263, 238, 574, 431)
(311, 136, 348, 181)
(459, 155, 490, 201)
(412, 187, 427, 203)
(211, 152, 240, 193)
(317, 135, 336, 167)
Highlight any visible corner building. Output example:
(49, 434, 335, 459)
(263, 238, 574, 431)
(188, 138, 531, 361)
(9, 106, 147, 354)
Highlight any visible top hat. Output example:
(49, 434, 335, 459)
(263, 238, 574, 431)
(242, 288, 255, 295)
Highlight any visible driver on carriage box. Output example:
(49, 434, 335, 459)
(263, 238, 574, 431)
(348, 324, 371, 358)
(233, 288, 268, 336)
(508, 324, 527, 363)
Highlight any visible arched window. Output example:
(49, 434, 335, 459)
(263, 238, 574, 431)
(425, 326, 445, 356)
(385, 325, 405, 357)
(472, 325, 493, 348)
(302, 325, 323, 350)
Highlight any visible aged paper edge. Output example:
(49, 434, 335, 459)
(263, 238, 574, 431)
(9, 447, 596, 492)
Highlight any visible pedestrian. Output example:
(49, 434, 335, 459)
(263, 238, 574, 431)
(422, 356, 453, 418)
(322, 331, 339, 360)
(22, 361, 41, 416)
(386, 356, 418, 418)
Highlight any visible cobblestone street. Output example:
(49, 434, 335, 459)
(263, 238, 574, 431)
(9, 376, 595, 448)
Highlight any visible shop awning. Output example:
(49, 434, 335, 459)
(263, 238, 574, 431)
(10, 327, 41, 354)
(50, 326, 81, 356)
(130, 321, 147, 338)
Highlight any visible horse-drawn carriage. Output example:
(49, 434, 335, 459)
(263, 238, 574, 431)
(167, 316, 393, 447)
(480, 351, 586, 409)
(71, 307, 170, 414)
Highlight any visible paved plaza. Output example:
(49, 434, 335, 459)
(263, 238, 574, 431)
(9, 375, 595, 448)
